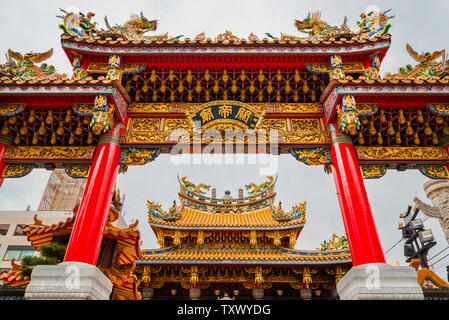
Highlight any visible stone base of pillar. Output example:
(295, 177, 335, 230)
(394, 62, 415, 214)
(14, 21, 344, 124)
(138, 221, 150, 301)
(252, 288, 264, 300)
(189, 287, 201, 300)
(142, 287, 154, 300)
(299, 288, 312, 300)
(336, 263, 424, 300)
(24, 262, 113, 300)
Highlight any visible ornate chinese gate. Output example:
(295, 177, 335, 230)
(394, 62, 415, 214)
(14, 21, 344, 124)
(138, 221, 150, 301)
(0, 8, 447, 299)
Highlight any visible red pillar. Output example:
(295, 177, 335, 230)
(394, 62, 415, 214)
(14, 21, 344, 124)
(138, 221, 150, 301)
(0, 135, 13, 188)
(64, 123, 124, 265)
(328, 125, 385, 266)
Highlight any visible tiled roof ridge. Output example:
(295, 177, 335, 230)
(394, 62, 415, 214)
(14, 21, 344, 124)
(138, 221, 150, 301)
(61, 33, 391, 46)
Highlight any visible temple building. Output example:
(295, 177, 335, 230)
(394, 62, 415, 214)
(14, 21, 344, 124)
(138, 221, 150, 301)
(136, 176, 352, 300)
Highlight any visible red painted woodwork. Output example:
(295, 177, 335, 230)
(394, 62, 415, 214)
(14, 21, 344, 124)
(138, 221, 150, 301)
(0, 140, 8, 188)
(330, 134, 386, 266)
(63, 124, 124, 265)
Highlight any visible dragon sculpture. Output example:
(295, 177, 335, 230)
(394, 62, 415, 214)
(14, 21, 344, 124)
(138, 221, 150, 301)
(179, 176, 211, 194)
(271, 201, 306, 222)
(294, 11, 352, 40)
(147, 200, 183, 222)
(57, 8, 98, 37)
(357, 8, 394, 38)
(0, 49, 62, 80)
(393, 44, 448, 79)
(100, 12, 157, 40)
(319, 233, 349, 251)
(245, 176, 275, 195)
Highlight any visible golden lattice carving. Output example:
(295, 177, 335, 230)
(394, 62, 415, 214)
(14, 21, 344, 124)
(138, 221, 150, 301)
(284, 119, 330, 144)
(131, 118, 160, 132)
(356, 146, 448, 160)
(4, 146, 95, 159)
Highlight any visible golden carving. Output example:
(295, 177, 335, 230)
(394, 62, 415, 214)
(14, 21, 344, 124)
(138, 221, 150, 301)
(131, 118, 160, 132)
(164, 119, 191, 132)
(284, 119, 330, 144)
(121, 131, 169, 144)
(128, 103, 324, 114)
(2, 164, 33, 178)
(356, 146, 448, 160)
(4, 146, 95, 160)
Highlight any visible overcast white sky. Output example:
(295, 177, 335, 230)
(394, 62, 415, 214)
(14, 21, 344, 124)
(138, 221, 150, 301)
(0, 0, 448, 280)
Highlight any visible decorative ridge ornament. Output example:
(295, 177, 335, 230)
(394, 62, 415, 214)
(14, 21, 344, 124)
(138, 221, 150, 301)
(386, 44, 448, 80)
(245, 176, 276, 195)
(271, 201, 306, 223)
(147, 200, 183, 222)
(0, 49, 63, 80)
(295, 11, 353, 40)
(99, 12, 158, 41)
(178, 175, 211, 195)
(57, 8, 98, 38)
(357, 8, 394, 38)
(319, 233, 349, 251)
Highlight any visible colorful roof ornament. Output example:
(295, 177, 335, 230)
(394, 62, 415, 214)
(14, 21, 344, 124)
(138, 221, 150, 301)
(357, 8, 394, 38)
(0, 49, 63, 80)
(388, 44, 449, 79)
(294, 10, 352, 40)
(215, 30, 240, 42)
(147, 200, 184, 222)
(99, 12, 158, 40)
(245, 176, 275, 195)
(271, 201, 307, 223)
(57, 8, 98, 38)
(319, 233, 349, 251)
(179, 176, 211, 194)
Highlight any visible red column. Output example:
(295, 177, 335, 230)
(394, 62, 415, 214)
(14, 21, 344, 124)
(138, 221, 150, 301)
(64, 123, 124, 265)
(328, 125, 385, 266)
(0, 135, 13, 188)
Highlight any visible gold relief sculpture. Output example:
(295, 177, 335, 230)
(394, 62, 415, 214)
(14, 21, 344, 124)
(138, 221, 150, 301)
(128, 102, 324, 115)
(356, 146, 448, 160)
(130, 118, 160, 132)
(4, 146, 95, 160)
(121, 131, 169, 144)
(360, 164, 387, 179)
(164, 119, 191, 132)
(284, 119, 330, 144)
(64, 165, 91, 179)
(2, 164, 33, 178)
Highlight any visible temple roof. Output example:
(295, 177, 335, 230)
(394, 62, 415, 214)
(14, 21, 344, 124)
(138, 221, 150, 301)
(149, 206, 305, 230)
(139, 245, 351, 265)
(148, 176, 307, 231)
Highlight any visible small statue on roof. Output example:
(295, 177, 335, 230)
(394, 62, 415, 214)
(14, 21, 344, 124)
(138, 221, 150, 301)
(57, 7, 98, 38)
(357, 8, 394, 38)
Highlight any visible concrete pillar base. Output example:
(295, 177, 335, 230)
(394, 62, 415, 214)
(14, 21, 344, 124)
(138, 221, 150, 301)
(299, 288, 312, 300)
(336, 263, 424, 300)
(252, 287, 264, 300)
(189, 287, 201, 300)
(142, 287, 154, 300)
(24, 262, 113, 300)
